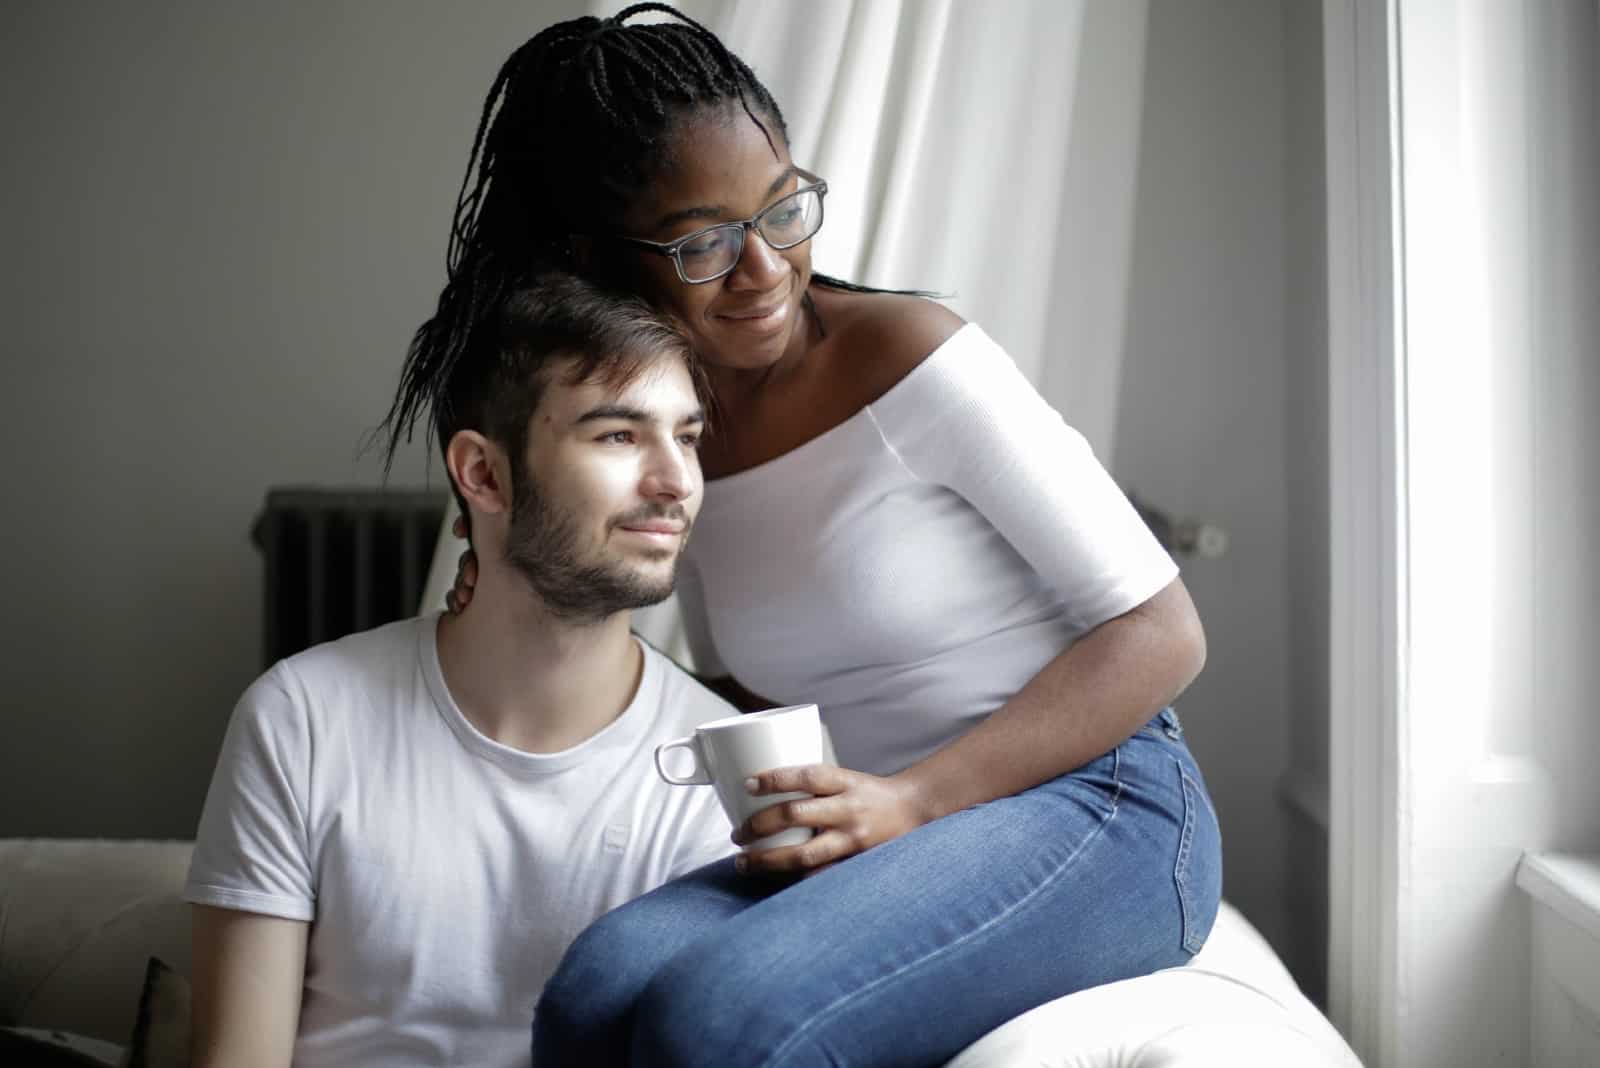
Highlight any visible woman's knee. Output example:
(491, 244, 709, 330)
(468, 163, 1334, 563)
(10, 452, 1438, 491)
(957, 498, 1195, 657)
(540, 906, 660, 1029)
(629, 935, 799, 1067)
(536, 907, 677, 1066)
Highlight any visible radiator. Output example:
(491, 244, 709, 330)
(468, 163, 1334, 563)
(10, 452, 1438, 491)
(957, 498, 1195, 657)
(251, 487, 448, 669)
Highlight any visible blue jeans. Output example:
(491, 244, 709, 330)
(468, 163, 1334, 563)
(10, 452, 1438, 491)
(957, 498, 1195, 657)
(534, 708, 1222, 1068)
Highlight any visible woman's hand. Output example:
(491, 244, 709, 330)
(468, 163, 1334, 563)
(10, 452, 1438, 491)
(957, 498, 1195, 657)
(443, 514, 478, 615)
(733, 766, 934, 876)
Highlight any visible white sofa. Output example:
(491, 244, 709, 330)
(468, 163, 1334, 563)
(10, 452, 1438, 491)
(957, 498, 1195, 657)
(2, 837, 1360, 1066)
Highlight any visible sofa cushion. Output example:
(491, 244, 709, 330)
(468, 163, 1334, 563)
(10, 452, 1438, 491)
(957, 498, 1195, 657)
(944, 901, 1362, 1067)
(0, 840, 193, 1045)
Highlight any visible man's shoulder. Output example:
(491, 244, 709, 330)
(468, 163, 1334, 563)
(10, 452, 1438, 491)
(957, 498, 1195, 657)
(240, 616, 427, 724)
(276, 616, 424, 684)
(641, 643, 740, 730)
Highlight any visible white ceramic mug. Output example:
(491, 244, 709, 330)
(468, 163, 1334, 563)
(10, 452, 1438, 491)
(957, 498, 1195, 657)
(654, 703, 828, 851)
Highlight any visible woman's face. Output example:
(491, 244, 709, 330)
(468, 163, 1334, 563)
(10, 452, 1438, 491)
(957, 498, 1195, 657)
(611, 108, 814, 373)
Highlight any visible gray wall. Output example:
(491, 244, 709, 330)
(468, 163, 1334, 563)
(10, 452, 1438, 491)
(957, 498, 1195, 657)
(1280, 0, 1331, 1004)
(0, 0, 584, 837)
(1115, 0, 1320, 967)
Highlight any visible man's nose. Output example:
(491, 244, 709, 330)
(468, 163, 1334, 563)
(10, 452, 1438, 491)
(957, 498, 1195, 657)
(642, 441, 696, 500)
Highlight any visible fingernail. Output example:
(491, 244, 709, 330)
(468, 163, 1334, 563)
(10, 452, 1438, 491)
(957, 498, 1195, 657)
(734, 855, 748, 873)
(744, 777, 758, 793)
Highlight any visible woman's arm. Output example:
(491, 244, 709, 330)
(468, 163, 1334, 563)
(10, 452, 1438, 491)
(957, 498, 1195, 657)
(737, 577, 1202, 871)
(191, 905, 308, 1068)
(737, 308, 1200, 874)
(897, 575, 1202, 820)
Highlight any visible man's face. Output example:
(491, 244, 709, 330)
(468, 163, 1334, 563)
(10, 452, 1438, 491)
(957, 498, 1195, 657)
(504, 353, 704, 622)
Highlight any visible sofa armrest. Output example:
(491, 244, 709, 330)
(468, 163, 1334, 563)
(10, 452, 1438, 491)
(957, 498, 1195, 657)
(0, 839, 194, 1044)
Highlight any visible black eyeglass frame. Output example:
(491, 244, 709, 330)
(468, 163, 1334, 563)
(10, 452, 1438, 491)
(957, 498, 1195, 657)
(604, 168, 828, 285)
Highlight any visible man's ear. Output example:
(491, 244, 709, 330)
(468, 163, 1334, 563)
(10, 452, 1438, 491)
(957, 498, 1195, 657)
(445, 430, 512, 519)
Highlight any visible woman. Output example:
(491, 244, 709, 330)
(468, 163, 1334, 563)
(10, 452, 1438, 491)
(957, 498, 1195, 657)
(386, 5, 1222, 1066)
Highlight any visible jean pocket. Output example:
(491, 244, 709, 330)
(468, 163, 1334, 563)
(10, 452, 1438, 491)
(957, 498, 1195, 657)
(1173, 758, 1221, 955)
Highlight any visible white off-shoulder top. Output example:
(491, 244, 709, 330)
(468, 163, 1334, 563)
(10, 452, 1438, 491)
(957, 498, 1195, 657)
(676, 323, 1178, 777)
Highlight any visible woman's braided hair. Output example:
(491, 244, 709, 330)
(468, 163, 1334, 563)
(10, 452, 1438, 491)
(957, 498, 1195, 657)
(379, 3, 797, 470)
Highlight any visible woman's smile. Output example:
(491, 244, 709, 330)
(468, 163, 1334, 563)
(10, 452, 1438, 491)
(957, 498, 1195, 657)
(715, 287, 793, 335)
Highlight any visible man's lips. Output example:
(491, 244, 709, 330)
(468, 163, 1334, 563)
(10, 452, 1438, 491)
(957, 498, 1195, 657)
(617, 520, 686, 536)
(612, 508, 691, 539)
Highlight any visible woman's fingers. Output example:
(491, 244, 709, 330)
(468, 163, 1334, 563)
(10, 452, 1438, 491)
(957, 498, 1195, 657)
(732, 765, 928, 874)
(447, 548, 480, 614)
(744, 763, 849, 799)
(451, 514, 467, 539)
(733, 790, 845, 846)
(736, 829, 856, 876)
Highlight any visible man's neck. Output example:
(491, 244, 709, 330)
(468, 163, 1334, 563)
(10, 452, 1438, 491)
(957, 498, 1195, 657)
(433, 569, 644, 755)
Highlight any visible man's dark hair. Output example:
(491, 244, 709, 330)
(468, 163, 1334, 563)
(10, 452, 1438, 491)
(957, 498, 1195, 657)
(377, 2, 906, 470)
(425, 272, 696, 524)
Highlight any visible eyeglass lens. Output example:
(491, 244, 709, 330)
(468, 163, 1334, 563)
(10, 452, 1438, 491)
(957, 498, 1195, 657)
(677, 187, 824, 282)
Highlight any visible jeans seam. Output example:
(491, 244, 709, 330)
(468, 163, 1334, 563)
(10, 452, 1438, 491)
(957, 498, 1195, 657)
(757, 748, 1125, 1068)
(1175, 761, 1202, 954)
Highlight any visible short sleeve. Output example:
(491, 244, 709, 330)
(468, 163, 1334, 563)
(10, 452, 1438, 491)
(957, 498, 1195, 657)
(674, 555, 729, 678)
(183, 666, 316, 921)
(871, 326, 1178, 632)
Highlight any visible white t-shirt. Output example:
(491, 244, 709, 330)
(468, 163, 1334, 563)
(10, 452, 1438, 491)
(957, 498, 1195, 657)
(185, 614, 736, 1068)
(677, 323, 1178, 777)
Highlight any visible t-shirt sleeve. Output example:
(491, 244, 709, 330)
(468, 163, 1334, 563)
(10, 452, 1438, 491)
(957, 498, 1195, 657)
(184, 666, 316, 921)
(674, 555, 729, 679)
(872, 326, 1178, 632)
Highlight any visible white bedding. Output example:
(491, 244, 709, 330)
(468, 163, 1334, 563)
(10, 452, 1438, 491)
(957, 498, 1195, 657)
(946, 901, 1363, 1067)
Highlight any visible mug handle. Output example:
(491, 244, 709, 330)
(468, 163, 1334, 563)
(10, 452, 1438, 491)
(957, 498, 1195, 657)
(654, 736, 712, 785)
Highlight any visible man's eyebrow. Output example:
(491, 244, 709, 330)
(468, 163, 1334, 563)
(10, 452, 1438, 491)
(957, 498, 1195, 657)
(651, 166, 799, 232)
(575, 404, 646, 424)
(575, 404, 706, 426)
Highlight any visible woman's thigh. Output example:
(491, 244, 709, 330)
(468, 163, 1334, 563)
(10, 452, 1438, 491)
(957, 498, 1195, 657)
(632, 713, 1222, 1068)
(534, 857, 779, 1064)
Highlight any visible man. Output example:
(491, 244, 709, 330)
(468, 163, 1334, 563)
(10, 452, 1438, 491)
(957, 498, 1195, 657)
(185, 276, 736, 1068)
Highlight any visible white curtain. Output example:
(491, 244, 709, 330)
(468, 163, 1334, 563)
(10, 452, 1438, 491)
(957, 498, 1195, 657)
(668, 0, 1149, 457)
(427, 1, 1154, 660)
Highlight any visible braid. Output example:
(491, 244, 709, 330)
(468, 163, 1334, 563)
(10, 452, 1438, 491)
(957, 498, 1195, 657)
(375, 3, 919, 474)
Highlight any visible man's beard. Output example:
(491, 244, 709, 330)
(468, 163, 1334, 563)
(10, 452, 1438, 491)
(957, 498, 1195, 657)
(503, 473, 690, 625)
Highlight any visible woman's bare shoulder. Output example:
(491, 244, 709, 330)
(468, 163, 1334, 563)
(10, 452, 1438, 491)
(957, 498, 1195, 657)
(812, 287, 966, 395)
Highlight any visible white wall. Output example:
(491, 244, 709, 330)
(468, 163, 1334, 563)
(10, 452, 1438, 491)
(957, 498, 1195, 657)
(1390, 0, 1600, 1060)
(0, 0, 585, 837)
(1324, 1, 1600, 1061)
(1114, 0, 1295, 959)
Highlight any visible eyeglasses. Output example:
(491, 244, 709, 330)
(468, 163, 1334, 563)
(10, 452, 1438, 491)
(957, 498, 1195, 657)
(609, 169, 828, 285)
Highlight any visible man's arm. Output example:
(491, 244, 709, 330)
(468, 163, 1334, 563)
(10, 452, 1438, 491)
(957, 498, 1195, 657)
(190, 905, 308, 1068)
